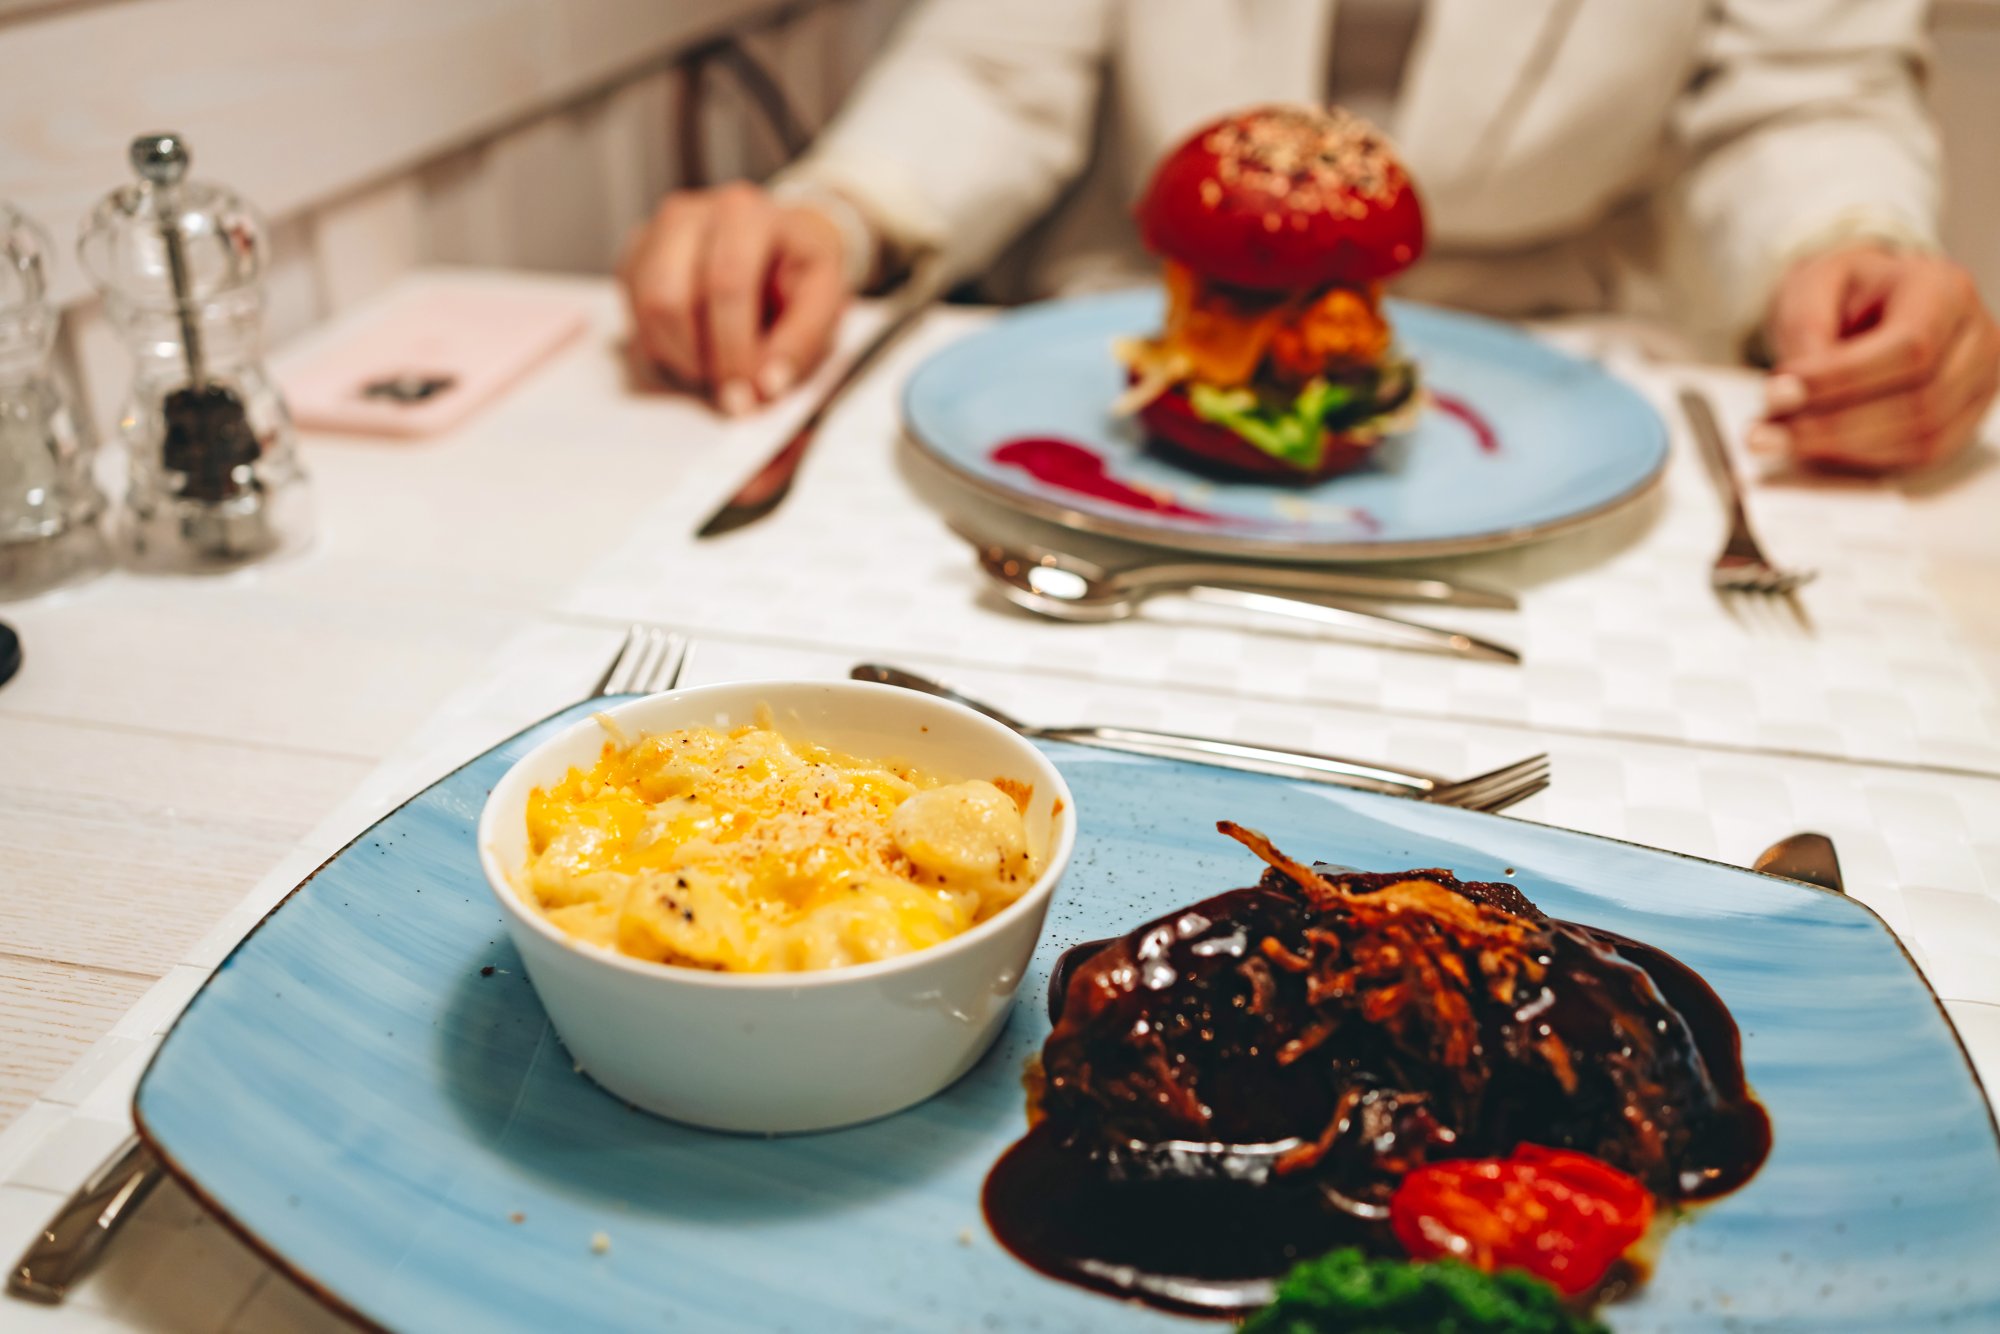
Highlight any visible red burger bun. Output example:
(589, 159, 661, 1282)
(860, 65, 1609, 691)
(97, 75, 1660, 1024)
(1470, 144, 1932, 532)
(1136, 384, 1373, 483)
(1138, 104, 1424, 292)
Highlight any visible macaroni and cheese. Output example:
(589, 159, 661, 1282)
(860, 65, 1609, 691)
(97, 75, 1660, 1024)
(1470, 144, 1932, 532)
(519, 720, 1040, 973)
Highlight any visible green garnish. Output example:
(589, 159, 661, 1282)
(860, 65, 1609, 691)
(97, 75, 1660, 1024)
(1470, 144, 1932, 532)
(1240, 1249, 1609, 1334)
(1188, 378, 1355, 469)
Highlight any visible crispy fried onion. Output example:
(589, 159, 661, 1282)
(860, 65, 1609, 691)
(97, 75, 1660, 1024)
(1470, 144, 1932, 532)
(1217, 821, 1560, 1174)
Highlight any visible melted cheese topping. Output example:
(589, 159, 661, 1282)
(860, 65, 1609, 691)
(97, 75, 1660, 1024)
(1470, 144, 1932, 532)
(519, 722, 1039, 973)
(1114, 261, 1391, 405)
(1161, 259, 1295, 387)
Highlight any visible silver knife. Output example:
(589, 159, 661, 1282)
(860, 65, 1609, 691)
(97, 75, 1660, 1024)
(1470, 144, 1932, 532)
(8, 1135, 161, 1303)
(1752, 832, 1845, 894)
(695, 284, 937, 539)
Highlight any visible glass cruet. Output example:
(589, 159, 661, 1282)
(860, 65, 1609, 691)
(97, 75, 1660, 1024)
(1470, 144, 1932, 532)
(78, 132, 309, 570)
(0, 202, 107, 600)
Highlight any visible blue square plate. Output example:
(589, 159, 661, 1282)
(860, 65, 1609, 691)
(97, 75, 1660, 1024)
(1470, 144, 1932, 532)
(136, 699, 2000, 1331)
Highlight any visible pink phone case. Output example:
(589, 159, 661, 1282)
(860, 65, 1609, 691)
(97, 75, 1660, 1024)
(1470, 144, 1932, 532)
(282, 286, 590, 438)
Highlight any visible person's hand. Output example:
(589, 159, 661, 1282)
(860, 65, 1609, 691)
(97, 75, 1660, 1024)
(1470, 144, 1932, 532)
(619, 182, 853, 414)
(1755, 244, 2000, 474)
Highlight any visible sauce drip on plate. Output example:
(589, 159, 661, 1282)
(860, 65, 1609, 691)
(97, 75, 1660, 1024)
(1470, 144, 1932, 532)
(990, 437, 1221, 521)
(1430, 391, 1500, 453)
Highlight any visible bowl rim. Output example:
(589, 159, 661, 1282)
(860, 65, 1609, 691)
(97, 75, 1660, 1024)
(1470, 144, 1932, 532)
(475, 677, 1077, 991)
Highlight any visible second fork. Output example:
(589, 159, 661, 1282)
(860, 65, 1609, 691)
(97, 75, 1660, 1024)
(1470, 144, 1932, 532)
(1678, 387, 1816, 598)
(851, 664, 1548, 812)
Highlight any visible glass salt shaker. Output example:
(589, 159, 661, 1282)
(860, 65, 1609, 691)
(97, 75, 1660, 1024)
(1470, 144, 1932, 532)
(78, 133, 309, 570)
(0, 203, 107, 600)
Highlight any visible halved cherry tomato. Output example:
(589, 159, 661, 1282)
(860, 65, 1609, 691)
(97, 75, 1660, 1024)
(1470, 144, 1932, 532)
(1388, 1145, 1656, 1297)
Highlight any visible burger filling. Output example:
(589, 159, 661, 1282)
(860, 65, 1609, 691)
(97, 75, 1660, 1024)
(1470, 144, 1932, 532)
(1116, 260, 1419, 470)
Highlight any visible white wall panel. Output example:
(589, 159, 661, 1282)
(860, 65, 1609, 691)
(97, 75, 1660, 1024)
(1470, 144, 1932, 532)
(0, 0, 789, 304)
(590, 67, 680, 269)
(313, 178, 423, 315)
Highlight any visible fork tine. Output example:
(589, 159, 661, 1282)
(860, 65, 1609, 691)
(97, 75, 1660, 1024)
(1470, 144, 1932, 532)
(595, 625, 649, 697)
(594, 626, 689, 697)
(1445, 761, 1550, 810)
(1432, 756, 1552, 808)
(639, 632, 690, 694)
(1458, 755, 1549, 796)
(1467, 772, 1551, 813)
(1428, 754, 1549, 809)
(627, 628, 667, 693)
(633, 629, 674, 694)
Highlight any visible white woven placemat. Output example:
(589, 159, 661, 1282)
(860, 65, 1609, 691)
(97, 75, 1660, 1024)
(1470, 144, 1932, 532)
(563, 310, 2000, 776)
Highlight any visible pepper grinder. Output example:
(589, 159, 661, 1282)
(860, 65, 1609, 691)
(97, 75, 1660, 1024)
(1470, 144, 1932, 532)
(78, 133, 309, 569)
(0, 203, 107, 600)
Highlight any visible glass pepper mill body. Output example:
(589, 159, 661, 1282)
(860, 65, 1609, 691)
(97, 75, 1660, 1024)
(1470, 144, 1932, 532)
(78, 133, 309, 570)
(0, 203, 107, 601)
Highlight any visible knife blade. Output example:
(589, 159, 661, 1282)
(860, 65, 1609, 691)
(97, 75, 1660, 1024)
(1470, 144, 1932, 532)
(1752, 832, 1845, 895)
(694, 292, 935, 539)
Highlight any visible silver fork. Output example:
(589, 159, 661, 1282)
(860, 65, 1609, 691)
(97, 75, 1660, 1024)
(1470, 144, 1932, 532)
(851, 664, 1549, 812)
(1678, 387, 1816, 597)
(7, 624, 690, 1306)
(594, 623, 690, 696)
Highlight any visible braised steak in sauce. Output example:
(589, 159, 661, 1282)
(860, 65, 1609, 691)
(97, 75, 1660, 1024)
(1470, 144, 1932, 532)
(983, 823, 1770, 1316)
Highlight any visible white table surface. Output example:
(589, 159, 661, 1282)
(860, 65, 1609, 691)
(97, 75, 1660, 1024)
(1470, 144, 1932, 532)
(2, 267, 1997, 1330)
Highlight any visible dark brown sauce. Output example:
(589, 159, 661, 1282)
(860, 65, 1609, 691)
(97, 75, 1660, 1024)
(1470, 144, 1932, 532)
(1574, 925, 1772, 1200)
(983, 1121, 1371, 1316)
(989, 896, 1770, 1317)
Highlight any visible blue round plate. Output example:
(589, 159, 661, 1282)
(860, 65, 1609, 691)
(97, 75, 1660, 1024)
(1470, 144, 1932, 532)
(903, 290, 1668, 561)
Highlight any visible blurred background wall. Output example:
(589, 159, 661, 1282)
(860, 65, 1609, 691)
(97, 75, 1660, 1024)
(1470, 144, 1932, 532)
(0, 0, 909, 439)
(0, 0, 1994, 442)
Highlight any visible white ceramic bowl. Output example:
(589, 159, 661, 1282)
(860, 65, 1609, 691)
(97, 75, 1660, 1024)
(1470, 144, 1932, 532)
(477, 679, 1075, 1134)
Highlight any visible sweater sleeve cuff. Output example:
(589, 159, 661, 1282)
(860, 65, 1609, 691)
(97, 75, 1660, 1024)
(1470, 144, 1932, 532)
(769, 149, 949, 292)
(768, 178, 879, 292)
(1738, 206, 1940, 362)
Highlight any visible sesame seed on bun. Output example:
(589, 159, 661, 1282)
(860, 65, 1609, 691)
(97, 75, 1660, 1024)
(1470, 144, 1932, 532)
(1137, 104, 1425, 292)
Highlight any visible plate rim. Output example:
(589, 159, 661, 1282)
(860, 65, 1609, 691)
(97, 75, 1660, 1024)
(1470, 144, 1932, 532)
(129, 711, 2000, 1330)
(900, 293, 1671, 564)
(128, 695, 643, 1334)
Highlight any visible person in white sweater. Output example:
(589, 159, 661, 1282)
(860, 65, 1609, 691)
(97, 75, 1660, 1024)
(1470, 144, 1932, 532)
(620, 0, 1997, 475)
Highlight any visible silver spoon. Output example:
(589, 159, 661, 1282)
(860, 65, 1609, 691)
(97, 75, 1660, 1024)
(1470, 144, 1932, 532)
(976, 544, 1520, 665)
(943, 521, 1515, 610)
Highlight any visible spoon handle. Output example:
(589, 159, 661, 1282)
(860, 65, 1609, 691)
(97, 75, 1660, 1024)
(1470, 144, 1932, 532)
(1184, 586, 1521, 664)
(1032, 725, 1436, 797)
(1125, 564, 1516, 610)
